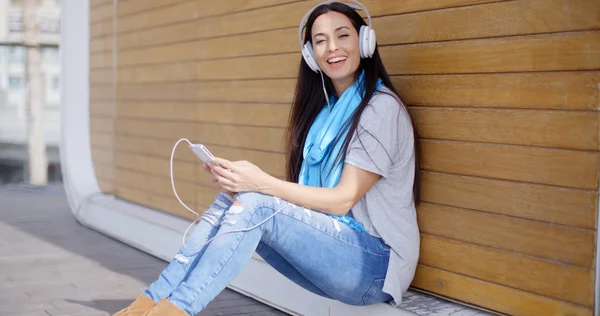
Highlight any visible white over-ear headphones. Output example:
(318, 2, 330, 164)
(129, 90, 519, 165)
(298, 0, 376, 73)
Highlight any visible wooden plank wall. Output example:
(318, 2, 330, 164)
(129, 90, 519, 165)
(89, 0, 600, 315)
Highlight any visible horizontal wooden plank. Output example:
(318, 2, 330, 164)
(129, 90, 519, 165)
(90, 68, 114, 84)
(115, 118, 195, 141)
(90, 2, 113, 23)
(197, 185, 223, 211)
(381, 30, 600, 75)
(417, 202, 596, 267)
(420, 139, 599, 190)
(114, 118, 285, 152)
(420, 234, 593, 306)
(90, 19, 114, 38)
(113, 135, 285, 175)
(412, 265, 592, 316)
(117, 0, 191, 17)
(115, 168, 197, 207)
(90, 0, 113, 9)
(90, 36, 112, 53)
(410, 107, 599, 150)
(118, 61, 197, 83)
(117, 20, 197, 51)
(195, 123, 285, 152)
(421, 172, 598, 229)
(118, 27, 297, 66)
(115, 152, 197, 183)
(90, 85, 115, 103)
(118, 0, 299, 34)
(117, 79, 297, 103)
(90, 52, 113, 69)
(115, 184, 197, 221)
(376, 0, 600, 45)
(90, 101, 116, 117)
(93, 163, 115, 181)
(393, 72, 600, 110)
(115, 0, 598, 62)
(117, 82, 197, 101)
(117, 101, 289, 128)
(196, 53, 298, 81)
(90, 132, 114, 149)
(90, 117, 115, 133)
(97, 178, 115, 194)
(194, 145, 286, 178)
(115, 135, 199, 162)
(91, 147, 114, 165)
(361, 0, 509, 16)
(113, 70, 600, 111)
(122, 30, 600, 80)
(115, 0, 513, 51)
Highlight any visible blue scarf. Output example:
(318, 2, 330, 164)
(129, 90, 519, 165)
(298, 71, 383, 232)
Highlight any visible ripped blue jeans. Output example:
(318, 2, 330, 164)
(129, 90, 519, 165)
(144, 192, 392, 315)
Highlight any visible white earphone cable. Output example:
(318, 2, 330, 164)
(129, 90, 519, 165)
(171, 139, 291, 252)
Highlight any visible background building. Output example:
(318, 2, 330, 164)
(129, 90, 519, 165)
(0, 0, 61, 184)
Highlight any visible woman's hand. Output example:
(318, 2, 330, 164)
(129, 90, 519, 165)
(203, 162, 234, 194)
(209, 157, 271, 193)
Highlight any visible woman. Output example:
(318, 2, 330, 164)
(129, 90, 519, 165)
(115, 1, 420, 315)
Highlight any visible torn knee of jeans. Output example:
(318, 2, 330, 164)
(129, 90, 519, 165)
(222, 200, 244, 226)
(173, 252, 192, 264)
(201, 209, 223, 227)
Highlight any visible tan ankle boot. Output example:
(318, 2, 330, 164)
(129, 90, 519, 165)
(113, 294, 156, 316)
(143, 298, 189, 316)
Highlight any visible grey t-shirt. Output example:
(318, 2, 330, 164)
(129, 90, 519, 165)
(345, 86, 420, 307)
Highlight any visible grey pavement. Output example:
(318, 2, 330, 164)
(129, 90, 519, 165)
(0, 183, 288, 316)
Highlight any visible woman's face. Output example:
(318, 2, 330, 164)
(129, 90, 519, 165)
(311, 11, 360, 87)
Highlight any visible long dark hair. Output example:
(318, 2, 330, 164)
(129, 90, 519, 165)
(284, 2, 421, 204)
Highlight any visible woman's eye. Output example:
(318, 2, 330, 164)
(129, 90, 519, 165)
(316, 39, 325, 44)
(339, 34, 349, 38)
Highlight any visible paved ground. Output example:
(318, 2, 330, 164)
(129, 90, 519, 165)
(0, 183, 289, 316)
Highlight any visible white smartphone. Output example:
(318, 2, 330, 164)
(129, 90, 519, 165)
(189, 144, 214, 163)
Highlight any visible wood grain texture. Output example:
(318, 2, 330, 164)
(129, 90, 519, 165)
(412, 265, 592, 316)
(393, 72, 600, 110)
(118, 0, 300, 33)
(117, 80, 297, 103)
(417, 202, 596, 268)
(410, 107, 599, 150)
(118, 30, 600, 80)
(421, 172, 598, 229)
(375, 0, 600, 45)
(90, 2, 113, 23)
(420, 234, 594, 306)
(117, 101, 289, 128)
(381, 31, 600, 75)
(420, 139, 599, 190)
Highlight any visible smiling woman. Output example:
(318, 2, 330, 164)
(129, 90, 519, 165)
(113, 1, 420, 315)
(83, 0, 600, 315)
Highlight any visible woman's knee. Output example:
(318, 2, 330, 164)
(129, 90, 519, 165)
(221, 192, 275, 227)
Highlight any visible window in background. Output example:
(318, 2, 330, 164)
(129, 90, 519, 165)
(8, 76, 23, 90)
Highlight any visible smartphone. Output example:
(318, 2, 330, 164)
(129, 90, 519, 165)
(189, 144, 214, 163)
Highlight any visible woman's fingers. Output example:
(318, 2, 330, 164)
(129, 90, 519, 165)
(214, 174, 236, 191)
(211, 157, 234, 171)
(211, 163, 236, 179)
(203, 162, 211, 173)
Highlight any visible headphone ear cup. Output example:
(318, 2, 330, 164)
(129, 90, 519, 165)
(367, 28, 376, 57)
(358, 25, 366, 58)
(302, 42, 320, 72)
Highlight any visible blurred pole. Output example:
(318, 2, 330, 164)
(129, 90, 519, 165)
(23, 0, 47, 186)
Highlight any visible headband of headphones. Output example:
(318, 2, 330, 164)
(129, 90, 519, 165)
(297, 0, 373, 50)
